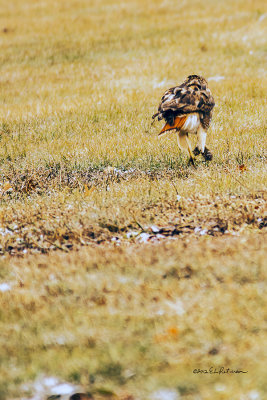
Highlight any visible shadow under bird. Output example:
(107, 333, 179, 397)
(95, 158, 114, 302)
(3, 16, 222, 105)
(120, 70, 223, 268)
(152, 75, 215, 166)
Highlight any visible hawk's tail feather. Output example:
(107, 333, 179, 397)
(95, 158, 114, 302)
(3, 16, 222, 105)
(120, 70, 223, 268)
(158, 115, 187, 136)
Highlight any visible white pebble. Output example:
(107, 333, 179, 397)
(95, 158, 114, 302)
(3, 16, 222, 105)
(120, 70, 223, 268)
(0, 283, 11, 292)
(138, 232, 151, 243)
(151, 225, 160, 233)
(51, 383, 76, 395)
(150, 388, 179, 400)
(249, 390, 260, 400)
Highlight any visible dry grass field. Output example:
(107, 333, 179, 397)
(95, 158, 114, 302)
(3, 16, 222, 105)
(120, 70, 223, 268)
(0, 0, 266, 399)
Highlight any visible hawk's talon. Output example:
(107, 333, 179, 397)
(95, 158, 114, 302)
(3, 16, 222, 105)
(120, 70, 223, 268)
(203, 147, 213, 161)
(193, 147, 201, 156)
(188, 157, 197, 169)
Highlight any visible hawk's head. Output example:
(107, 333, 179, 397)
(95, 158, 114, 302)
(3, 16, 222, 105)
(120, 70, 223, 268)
(184, 75, 208, 90)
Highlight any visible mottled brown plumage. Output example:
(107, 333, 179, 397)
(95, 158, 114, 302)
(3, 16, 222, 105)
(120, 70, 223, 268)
(153, 75, 215, 165)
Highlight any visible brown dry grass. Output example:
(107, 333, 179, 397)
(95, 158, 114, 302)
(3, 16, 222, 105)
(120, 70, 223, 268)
(1, 232, 266, 400)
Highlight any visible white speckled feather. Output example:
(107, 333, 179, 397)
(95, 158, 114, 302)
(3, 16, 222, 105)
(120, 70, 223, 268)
(182, 113, 200, 134)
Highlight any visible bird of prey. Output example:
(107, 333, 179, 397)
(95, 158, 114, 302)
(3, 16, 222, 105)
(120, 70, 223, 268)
(152, 75, 215, 166)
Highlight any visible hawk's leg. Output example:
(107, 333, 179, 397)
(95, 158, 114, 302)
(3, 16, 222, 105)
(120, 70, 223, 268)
(196, 126, 207, 153)
(177, 132, 196, 168)
(194, 126, 212, 161)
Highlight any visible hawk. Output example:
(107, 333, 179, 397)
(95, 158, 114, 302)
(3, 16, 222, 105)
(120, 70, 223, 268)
(152, 75, 215, 166)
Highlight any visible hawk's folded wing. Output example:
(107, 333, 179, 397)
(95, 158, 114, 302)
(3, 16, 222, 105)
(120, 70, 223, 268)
(153, 85, 215, 121)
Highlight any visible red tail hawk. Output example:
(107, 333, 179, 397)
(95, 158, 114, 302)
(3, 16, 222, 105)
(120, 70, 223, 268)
(152, 75, 215, 165)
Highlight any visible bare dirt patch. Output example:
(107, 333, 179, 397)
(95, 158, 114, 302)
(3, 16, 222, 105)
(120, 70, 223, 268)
(0, 190, 265, 256)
